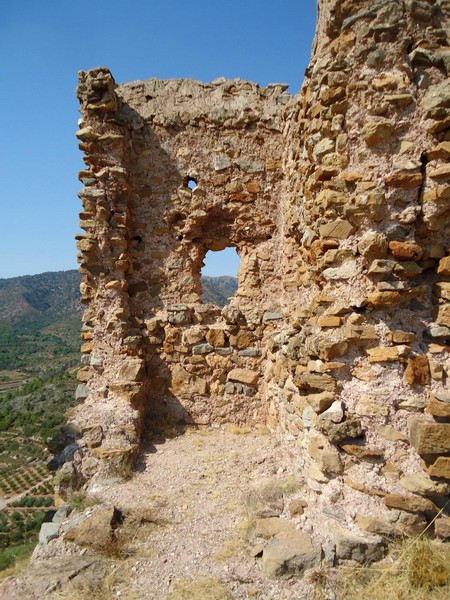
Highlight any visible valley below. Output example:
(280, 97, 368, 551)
(0, 270, 237, 572)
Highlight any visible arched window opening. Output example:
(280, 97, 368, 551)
(187, 177, 197, 190)
(201, 247, 239, 307)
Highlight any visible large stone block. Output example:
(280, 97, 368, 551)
(332, 527, 385, 563)
(400, 472, 450, 497)
(296, 372, 336, 392)
(427, 395, 450, 418)
(403, 355, 429, 385)
(437, 256, 450, 275)
(116, 358, 145, 382)
(384, 494, 437, 515)
(319, 219, 355, 239)
(227, 368, 259, 386)
(309, 434, 343, 475)
(319, 417, 363, 445)
(427, 457, 450, 479)
(388, 241, 423, 261)
(366, 345, 409, 363)
(421, 79, 450, 117)
(261, 529, 322, 579)
(362, 120, 395, 145)
(408, 417, 450, 455)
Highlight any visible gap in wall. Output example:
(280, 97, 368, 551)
(201, 247, 239, 307)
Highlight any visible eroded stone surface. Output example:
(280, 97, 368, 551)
(67, 0, 450, 575)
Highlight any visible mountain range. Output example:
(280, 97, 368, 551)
(0, 270, 238, 375)
(0, 270, 238, 324)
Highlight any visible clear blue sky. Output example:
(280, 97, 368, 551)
(0, 0, 317, 279)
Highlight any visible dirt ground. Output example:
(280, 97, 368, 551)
(1, 427, 321, 599)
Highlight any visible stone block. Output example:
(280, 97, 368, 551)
(340, 444, 383, 459)
(238, 348, 261, 357)
(64, 507, 122, 550)
(75, 384, 90, 401)
(384, 493, 437, 515)
(435, 517, 450, 539)
(182, 327, 205, 345)
(388, 240, 423, 261)
(427, 395, 450, 418)
(192, 343, 214, 355)
(313, 138, 335, 160)
(403, 355, 429, 385)
(323, 260, 358, 280)
(262, 529, 322, 579)
(427, 141, 450, 160)
(318, 316, 342, 327)
(355, 397, 389, 417)
(408, 417, 450, 455)
(319, 400, 344, 423)
(378, 425, 407, 441)
(384, 93, 414, 106)
(319, 417, 363, 445)
(436, 304, 450, 327)
(437, 256, 450, 276)
(263, 311, 284, 322)
(366, 345, 409, 363)
(319, 340, 349, 360)
(386, 330, 415, 343)
(362, 120, 395, 146)
(227, 368, 259, 385)
(367, 291, 406, 307)
(421, 79, 450, 117)
(319, 219, 355, 239)
(309, 434, 343, 475)
(400, 472, 450, 497)
(230, 330, 255, 348)
(343, 324, 378, 340)
(255, 518, 293, 538)
(398, 396, 426, 410)
(396, 512, 428, 536)
(386, 172, 423, 189)
(355, 515, 398, 537)
(205, 328, 226, 347)
(427, 457, 450, 479)
(332, 527, 385, 563)
(357, 231, 388, 259)
(170, 364, 207, 395)
(116, 358, 145, 382)
(213, 154, 231, 171)
(39, 522, 60, 546)
(296, 372, 336, 392)
(305, 392, 335, 414)
(429, 360, 444, 380)
(435, 282, 450, 301)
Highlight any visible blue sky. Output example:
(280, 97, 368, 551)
(0, 0, 317, 279)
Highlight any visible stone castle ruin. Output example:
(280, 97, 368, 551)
(72, 0, 450, 548)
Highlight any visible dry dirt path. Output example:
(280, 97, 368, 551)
(88, 427, 316, 599)
(1, 428, 319, 599)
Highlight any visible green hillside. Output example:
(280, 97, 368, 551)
(0, 270, 82, 376)
(0, 270, 82, 322)
(0, 268, 238, 569)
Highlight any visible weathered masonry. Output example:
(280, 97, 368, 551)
(72, 0, 450, 546)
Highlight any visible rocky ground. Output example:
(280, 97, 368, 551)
(0, 427, 329, 600)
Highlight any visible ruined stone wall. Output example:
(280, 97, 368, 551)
(71, 0, 450, 546)
(267, 0, 450, 540)
(73, 71, 292, 479)
(118, 77, 290, 426)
